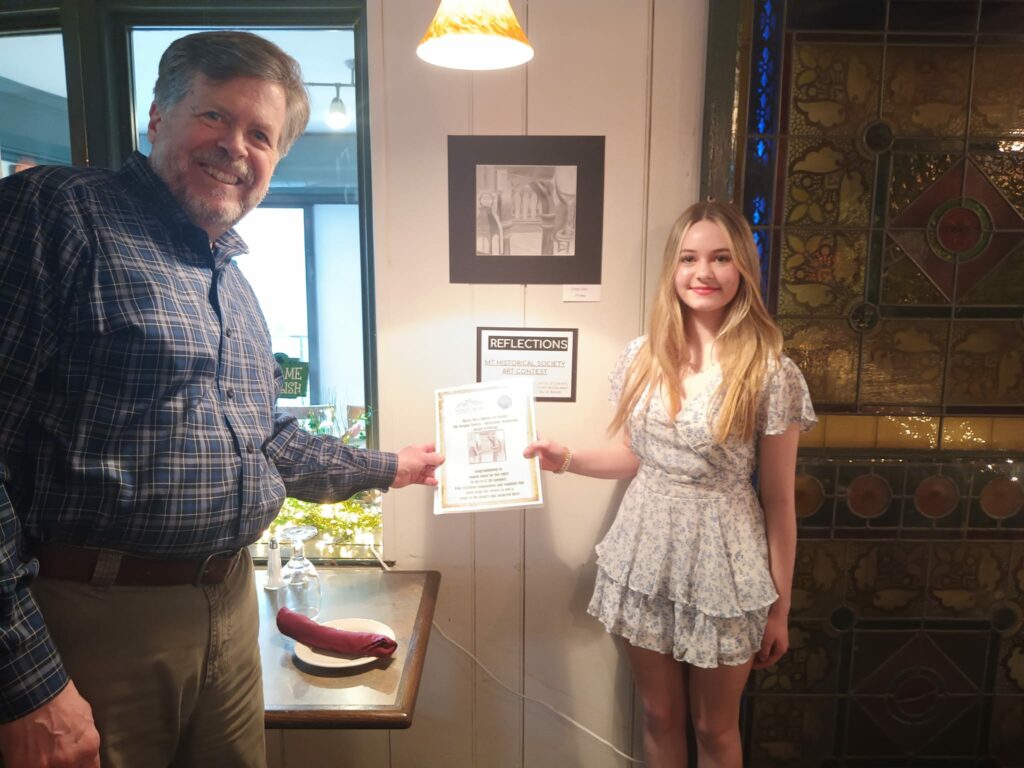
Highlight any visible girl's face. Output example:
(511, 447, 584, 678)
(673, 219, 742, 323)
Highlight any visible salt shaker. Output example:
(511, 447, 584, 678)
(264, 536, 284, 590)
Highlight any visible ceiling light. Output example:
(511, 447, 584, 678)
(326, 84, 350, 131)
(306, 59, 356, 133)
(417, 0, 534, 71)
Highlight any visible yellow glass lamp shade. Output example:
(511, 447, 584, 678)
(417, 0, 534, 70)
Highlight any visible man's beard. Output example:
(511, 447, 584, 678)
(151, 147, 265, 236)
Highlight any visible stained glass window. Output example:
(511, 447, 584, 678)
(734, 0, 1024, 422)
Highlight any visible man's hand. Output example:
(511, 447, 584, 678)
(0, 681, 101, 767)
(392, 443, 444, 488)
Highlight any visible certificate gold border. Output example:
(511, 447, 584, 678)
(435, 381, 543, 513)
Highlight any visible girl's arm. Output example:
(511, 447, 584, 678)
(753, 423, 800, 668)
(524, 431, 639, 480)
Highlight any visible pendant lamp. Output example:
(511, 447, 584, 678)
(417, 0, 534, 71)
(326, 84, 350, 131)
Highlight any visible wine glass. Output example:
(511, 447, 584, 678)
(280, 524, 321, 620)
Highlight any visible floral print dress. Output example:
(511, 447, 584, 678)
(587, 336, 817, 668)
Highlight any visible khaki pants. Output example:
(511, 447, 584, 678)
(31, 550, 266, 768)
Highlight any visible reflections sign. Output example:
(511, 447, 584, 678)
(476, 327, 578, 402)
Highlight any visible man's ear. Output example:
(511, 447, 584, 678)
(147, 101, 161, 145)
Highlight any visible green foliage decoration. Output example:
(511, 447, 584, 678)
(262, 405, 381, 554)
(270, 490, 382, 550)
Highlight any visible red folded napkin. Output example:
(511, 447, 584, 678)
(276, 607, 397, 657)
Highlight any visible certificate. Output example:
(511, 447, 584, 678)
(434, 380, 543, 514)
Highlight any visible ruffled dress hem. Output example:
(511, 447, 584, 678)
(593, 539, 781, 618)
(587, 566, 772, 669)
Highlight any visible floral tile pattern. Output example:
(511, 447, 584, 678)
(881, 46, 972, 137)
(728, 5, 1024, 762)
(736, 2, 1024, 428)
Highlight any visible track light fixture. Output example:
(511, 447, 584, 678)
(305, 59, 356, 132)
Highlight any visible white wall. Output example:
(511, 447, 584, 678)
(269, 1, 707, 765)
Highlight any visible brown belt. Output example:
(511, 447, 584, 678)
(33, 543, 243, 587)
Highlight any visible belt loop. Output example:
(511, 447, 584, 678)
(90, 549, 122, 587)
(193, 549, 242, 587)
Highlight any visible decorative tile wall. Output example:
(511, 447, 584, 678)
(737, 0, 1024, 427)
(727, 1, 1024, 764)
(744, 454, 1024, 766)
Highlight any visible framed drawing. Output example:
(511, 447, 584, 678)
(448, 135, 605, 284)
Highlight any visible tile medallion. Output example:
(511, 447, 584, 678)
(846, 474, 893, 519)
(980, 474, 1024, 520)
(888, 158, 1024, 302)
(795, 473, 827, 519)
(913, 474, 960, 519)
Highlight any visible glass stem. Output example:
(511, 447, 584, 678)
(292, 538, 306, 564)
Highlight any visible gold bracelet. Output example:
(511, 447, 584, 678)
(554, 447, 573, 474)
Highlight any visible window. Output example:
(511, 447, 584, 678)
(232, 203, 367, 414)
(710, 0, 1024, 450)
(0, 32, 71, 176)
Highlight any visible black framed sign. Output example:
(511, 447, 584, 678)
(449, 135, 605, 284)
(476, 327, 578, 403)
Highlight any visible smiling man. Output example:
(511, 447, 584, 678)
(0, 31, 442, 768)
(147, 75, 284, 239)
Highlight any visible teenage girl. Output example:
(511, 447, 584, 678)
(525, 201, 816, 767)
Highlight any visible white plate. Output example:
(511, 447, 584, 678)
(292, 617, 396, 669)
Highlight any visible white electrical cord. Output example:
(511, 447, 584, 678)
(368, 545, 644, 764)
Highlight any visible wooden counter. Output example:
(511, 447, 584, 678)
(257, 567, 440, 729)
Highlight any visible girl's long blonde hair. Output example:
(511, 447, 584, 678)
(609, 201, 782, 443)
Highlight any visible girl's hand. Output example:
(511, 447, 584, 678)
(523, 439, 568, 473)
(752, 610, 789, 669)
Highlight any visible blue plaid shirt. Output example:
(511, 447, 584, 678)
(0, 152, 397, 720)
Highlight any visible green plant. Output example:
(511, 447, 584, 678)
(270, 490, 381, 549)
(262, 405, 380, 554)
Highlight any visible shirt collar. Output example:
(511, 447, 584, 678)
(118, 151, 250, 268)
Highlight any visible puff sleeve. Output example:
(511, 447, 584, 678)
(608, 336, 646, 403)
(758, 355, 818, 436)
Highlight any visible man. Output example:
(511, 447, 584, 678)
(0, 31, 442, 767)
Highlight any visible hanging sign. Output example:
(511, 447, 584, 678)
(274, 353, 310, 399)
(476, 327, 578, 402)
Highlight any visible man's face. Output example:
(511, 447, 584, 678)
(147, 74, 287, 241)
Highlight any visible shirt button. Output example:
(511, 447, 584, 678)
(226, 387, 235, 399)
(246, 442, 255, 454)
(225, 328, 233, 338)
